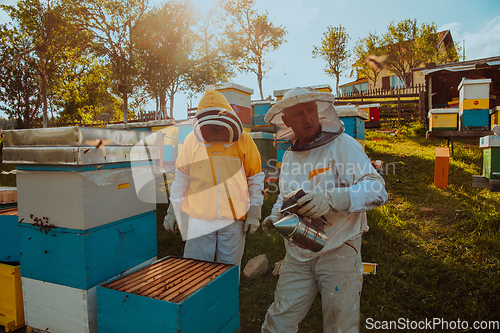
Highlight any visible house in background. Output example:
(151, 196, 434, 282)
(340, 30, 456, 94)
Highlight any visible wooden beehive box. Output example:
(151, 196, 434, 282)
(249, 132, 276, 168)
(22, 259, 155, 333)
(428, 108, 459, 131)
(0, 206, 19, 262)
(206, 82, 254, 127)
(0, 262, 24, 332)
(480, 135, 500, 179)
(97, 256, 240, 333)
(18, 210, 157, 290)
(459, 109, 489, 130)
(459, 78, 491, 112)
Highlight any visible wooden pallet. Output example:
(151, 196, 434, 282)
(0, 207, 18, 216)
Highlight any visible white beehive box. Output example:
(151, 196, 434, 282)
(16, 165, 155, 230)
(459, 78, 491, 101)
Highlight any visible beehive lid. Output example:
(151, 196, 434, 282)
(334, 105, 369, 119)
(205, 82, 254, 95)
(248, 132, 274, 140)
(480, 135, 500, 148)
(428, 108, 459, 118)
(102, 257, 232, 303)
(458, 78, 492, 91)
(2, 127, 162, 165)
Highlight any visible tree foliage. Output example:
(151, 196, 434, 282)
(380, 19, 458, 86)
(71, 0, 148, 123)
(134, 0, 196, 120)
(312, 25, 350, 96)
(1, 0, 92, 127)
(222, 0, 287, 100)
(352, 32, 384, 86)
(0, 23, 41, 127)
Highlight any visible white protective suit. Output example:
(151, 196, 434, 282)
(168, 90, 264, 268)
(261, 87, 388, 333)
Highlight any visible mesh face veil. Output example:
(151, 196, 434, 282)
(193, 90, 243, 143)
(265, 87, 344, 150)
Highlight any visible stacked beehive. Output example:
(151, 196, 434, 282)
(479, 135, 500, 180)
(206, 82, 254, 132)
(2, 127, 161, 333)
(334, 105, 369, 149)
(458, 78, 491, 130)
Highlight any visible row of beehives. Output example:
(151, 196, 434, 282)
(0, 126, 240, 333)
(429, 78, 497, 132)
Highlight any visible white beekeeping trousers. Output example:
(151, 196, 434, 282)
(262, 236, 363, 333)
(183, 219, 245, 267)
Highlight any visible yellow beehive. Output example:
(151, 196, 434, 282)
(428, 108, 459, 131)
(490, 106, 500, 130)
(458, 78, 491, 112)
(0, 262, 25, 332)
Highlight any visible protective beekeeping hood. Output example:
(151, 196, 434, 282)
(265, 87, 344, 149)
(193, 89, 243, 143)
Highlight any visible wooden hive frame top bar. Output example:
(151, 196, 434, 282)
(102, 257, 232, 303)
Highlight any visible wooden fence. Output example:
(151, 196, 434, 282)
(335, 84, 427, 124)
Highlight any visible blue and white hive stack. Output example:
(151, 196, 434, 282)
(458, 78, 491, 130)
(2, 127, 161, 333)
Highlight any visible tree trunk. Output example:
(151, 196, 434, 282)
(335, 73, 340, 96)
(39, 61, 48, 128)
(257, 63, 264, 100)
(169, 95, 175, 121)
(123, 92, 128, 123)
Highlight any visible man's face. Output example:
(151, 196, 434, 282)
(281, 101, 321, 146)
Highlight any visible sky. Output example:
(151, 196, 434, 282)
(1, 0, 500, 121)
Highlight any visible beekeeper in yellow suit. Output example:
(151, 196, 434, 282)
(164, 90, 264, 267)
(261, 87, 388, 332)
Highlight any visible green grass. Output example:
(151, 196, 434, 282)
(2, 123, 499, 332)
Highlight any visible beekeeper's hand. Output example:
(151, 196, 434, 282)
(297, 188, 351, 219)
(261, 212, 281, 237)
(163, 204, 178, 233)
(243, 205, 261, 236)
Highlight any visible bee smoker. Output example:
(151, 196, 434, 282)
(273, 213, 327, 252)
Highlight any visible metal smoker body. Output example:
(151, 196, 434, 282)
(273, 213, 327, 252)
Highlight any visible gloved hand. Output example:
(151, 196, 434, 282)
(297, 188, 351, 219)
(163, 204, 178, 233)
(261, 212, 281, 237)
(243, 205, 261, 236)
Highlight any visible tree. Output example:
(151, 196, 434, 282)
(134, 0, 195, 120)
(0, 23, 41, 128)
(184, 6, 235, 96)
(1, 0, 92, 127)
(222, 0, 287, 100)
(51, 51, 121, 124)
(71, 0, 149, 123)
(352, 32, 384, 87)
(312, 25, 350, 96)
(380, 19, 458, 86)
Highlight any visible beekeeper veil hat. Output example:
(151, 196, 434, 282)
(193, 89, 243, 143)
(264, 87, 343, 149)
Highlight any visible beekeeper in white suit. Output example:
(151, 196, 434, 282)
(261, 87, 388, 333)
(164, 89, 264, 268)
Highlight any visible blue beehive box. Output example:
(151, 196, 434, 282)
(97, 256, 240, 333)
(19, 210, 157, 290)
(459, 109, 489, 130)
(341, 117, 365, 140)
(0, 205, 19, 262)
(252, 101, 272, 127)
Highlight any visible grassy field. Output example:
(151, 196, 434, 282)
(2, 121, 500, 332)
